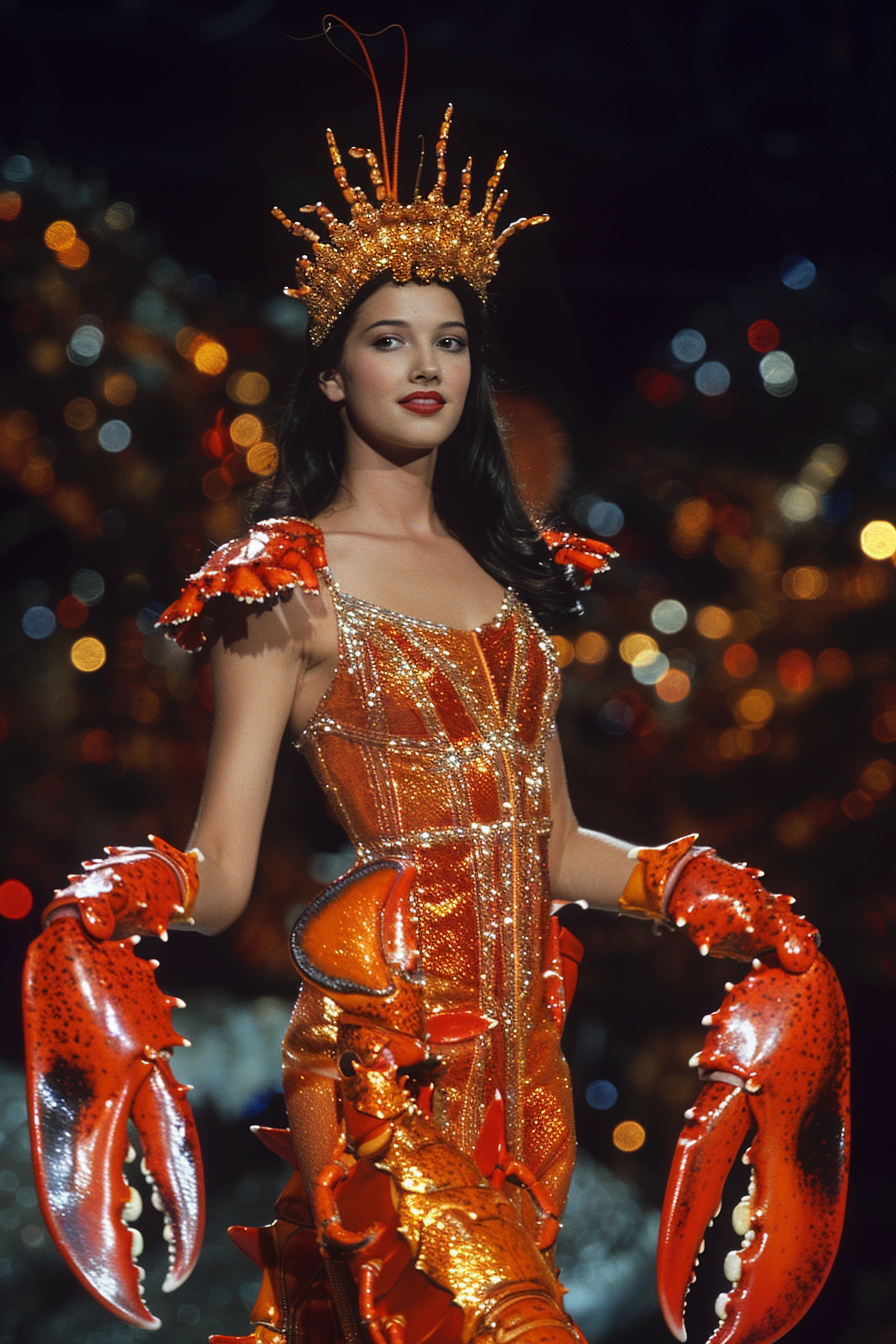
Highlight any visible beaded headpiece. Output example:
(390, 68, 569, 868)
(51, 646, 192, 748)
(272, 19, 548, 345)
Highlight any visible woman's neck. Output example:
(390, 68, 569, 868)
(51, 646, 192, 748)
(326, 434, 444, 537)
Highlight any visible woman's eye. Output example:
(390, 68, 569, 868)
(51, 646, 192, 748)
(373, 335, 401, 349)
(438, 337, 467, 351)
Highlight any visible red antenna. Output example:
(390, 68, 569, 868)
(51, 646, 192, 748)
(322, 15, 409, 200)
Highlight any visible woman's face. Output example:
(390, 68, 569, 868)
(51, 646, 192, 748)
(318, 282, 471, 461)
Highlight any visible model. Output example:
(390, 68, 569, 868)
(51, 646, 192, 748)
(22, 22, 850, 1344)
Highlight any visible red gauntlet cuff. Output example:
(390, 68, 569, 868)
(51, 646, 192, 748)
(44, 835, 200, 940)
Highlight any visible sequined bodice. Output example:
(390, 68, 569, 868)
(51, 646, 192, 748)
(297, 579, 562, 1156)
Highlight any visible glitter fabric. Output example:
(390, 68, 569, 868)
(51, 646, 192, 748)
(284, 577, 575, 1217)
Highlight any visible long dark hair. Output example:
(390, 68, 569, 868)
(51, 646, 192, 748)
(249, 273, 579, 621)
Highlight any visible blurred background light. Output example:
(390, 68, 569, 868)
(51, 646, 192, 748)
(0, 189, 22, 219)
(21, 606, 55, 639)
(747, 319, 779, 352)
(3, 154, 33, 182)
(670, 328, 706, 363)
(551, 635, 574, 668)
(612, 1121, 646, 1152)
(67, 323, 103, 366)
(777, 649, 813, 694)
(228, 371, 270, 405)
(575, 631, 609, 665)
(694, 361, 730, 396)
(735, 688, 775, 727)
(70, 569, 104, 605)
(818, 490, 852, 523)
(723, 643, 757, 678)
(103, 372, 137, 406)
(104, 201, 135, 230)
(776, 483, 817, 521)
(192, 338, 228, 375)
(586, 499, 624, 536)
(656, 668, 690, 702)
(694, 605, 732, 638)
(585, 1080, 619, 1110)
(759, 350, 797, 396)
(246, 441, 278, 476)
(859, 520, 896, 559)
(0, 880, 33, 920)
(43, 220, 76, 252)
(98, 419, 132, 453)
(782, 566, 828, 599)
(650, 599, 687, 633)
(63, 397, 96, 430)
(598, 700, 635, 735)
(70, 637, 106, 672)
(620, 633, 657, 664)
(780, 254, 816, 289)
(229, 413, 263, 448)
(631, 650, 669, 685)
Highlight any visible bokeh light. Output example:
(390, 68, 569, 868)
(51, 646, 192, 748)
(22, 606, 55, 639)
(227, 371, 270, 405)
(191, 338, 228, 376)
(585, 1080, 619, 1110)
(777, 649, 813, 694)
(632, 650, 669, 685)
(79, 728, 115, 764)
(63, 397, 96, 430)
(782, 566, 828, 599)
(747, 320, 779, 352)
(71, 637, 107, 672)
(44, 220, 76, 252)
(0, 879, 33, 920)
(246, 441, 278, 476)
(695, 605, 732, 639)
(57, 238, 90, 269)
(859, 759, 896, 795)
(67, 324, 103, 366)
(575, 631, 609, 664)
(776, 483, 817, 521)
(586, 499, 625, 536)
(551, 635, 574, 668)
(98, 419, 132, 453)
(723, 643, 757, 678)
(760, 350, 797, 397)
(612, 1121, 646, 1152)
(656, 668, 691, 702)
(859, 520, 896, 560)
(780, 254, 816, 290)
(817, 648, 851, 684)
(104, 372, 137, 406)
(0, 190, 21, 220)
(599, 700, 634, 735)
(71, 569, 105, 605)
(735, 688, 775, 726)
(620, 633, 657, 664)
(104, 201, 135, 230)
(670, 328, 706, 363)
(650, 599, 687, 633)
(695, 361, 730, 396)
(229, 413, 263, 448)
(56, 595, 88, 629)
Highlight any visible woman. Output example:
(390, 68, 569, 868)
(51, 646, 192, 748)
(24, 88, 840, 1344)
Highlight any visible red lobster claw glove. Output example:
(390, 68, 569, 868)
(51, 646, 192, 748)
(43, 833, 200, 938)
(23, 837, 205, 1329)
(619, 833, 819, 973)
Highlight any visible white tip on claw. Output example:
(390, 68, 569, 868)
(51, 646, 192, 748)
(688, 1052, 701, 1068)
(701, 1014, 713, 1026)
(700, 943, 710, 956)
(715, 1293, 729, 1321)
(752, 958, 762, 970)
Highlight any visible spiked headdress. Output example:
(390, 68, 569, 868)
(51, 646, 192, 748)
(273, 19, 548, 345)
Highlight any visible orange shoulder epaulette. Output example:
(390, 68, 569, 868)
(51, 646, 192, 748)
(540, 528, 617, 589)
(157, 517, 328, 650)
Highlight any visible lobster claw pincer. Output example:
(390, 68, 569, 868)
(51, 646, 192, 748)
(23, 913, 204, 1329)
(658, 954, 850, 1344)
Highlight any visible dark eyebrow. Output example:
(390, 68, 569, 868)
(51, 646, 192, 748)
(360, 318, 468, 335)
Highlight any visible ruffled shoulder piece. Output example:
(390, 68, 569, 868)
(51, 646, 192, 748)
(158, 517, 328, 650)
(541, 528, 617, 589)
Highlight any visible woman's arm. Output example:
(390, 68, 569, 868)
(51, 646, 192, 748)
(546, 730, 637, 910)
(187, 598, 308, 934)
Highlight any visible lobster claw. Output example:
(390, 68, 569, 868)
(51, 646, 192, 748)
(658, 954, 850, 1344)
(23, 914, 204, 1329)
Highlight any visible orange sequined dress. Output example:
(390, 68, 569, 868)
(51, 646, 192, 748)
(285, 577, 575, 1212)
(159, 517, 587, 1215)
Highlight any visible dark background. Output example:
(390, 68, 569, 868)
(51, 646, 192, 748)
(1, 3, 895, 1343)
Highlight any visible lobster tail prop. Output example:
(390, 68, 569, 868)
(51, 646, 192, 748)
(22, 839, 204, 1329)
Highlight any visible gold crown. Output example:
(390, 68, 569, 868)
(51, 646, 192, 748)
(272, 105, 548, 345)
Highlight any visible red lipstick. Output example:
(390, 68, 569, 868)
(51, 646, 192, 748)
(398, 392, 445, 416)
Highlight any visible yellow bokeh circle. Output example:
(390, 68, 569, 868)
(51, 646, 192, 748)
(192, 340, 228, 376)
(860, 520, 896, 560)
(246, 441, 279, 477)
(230, 413, 263, 448)
(71, 637, 107, 673)
(44, 220, 76, 252)
(694, 605, 732, 639)
(612, 1121, 646, 1152)
(735, 688, 775, 727)
(619, 632, 657, 664)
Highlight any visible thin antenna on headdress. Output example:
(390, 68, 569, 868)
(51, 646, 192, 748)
(321, 15, 407, 200)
